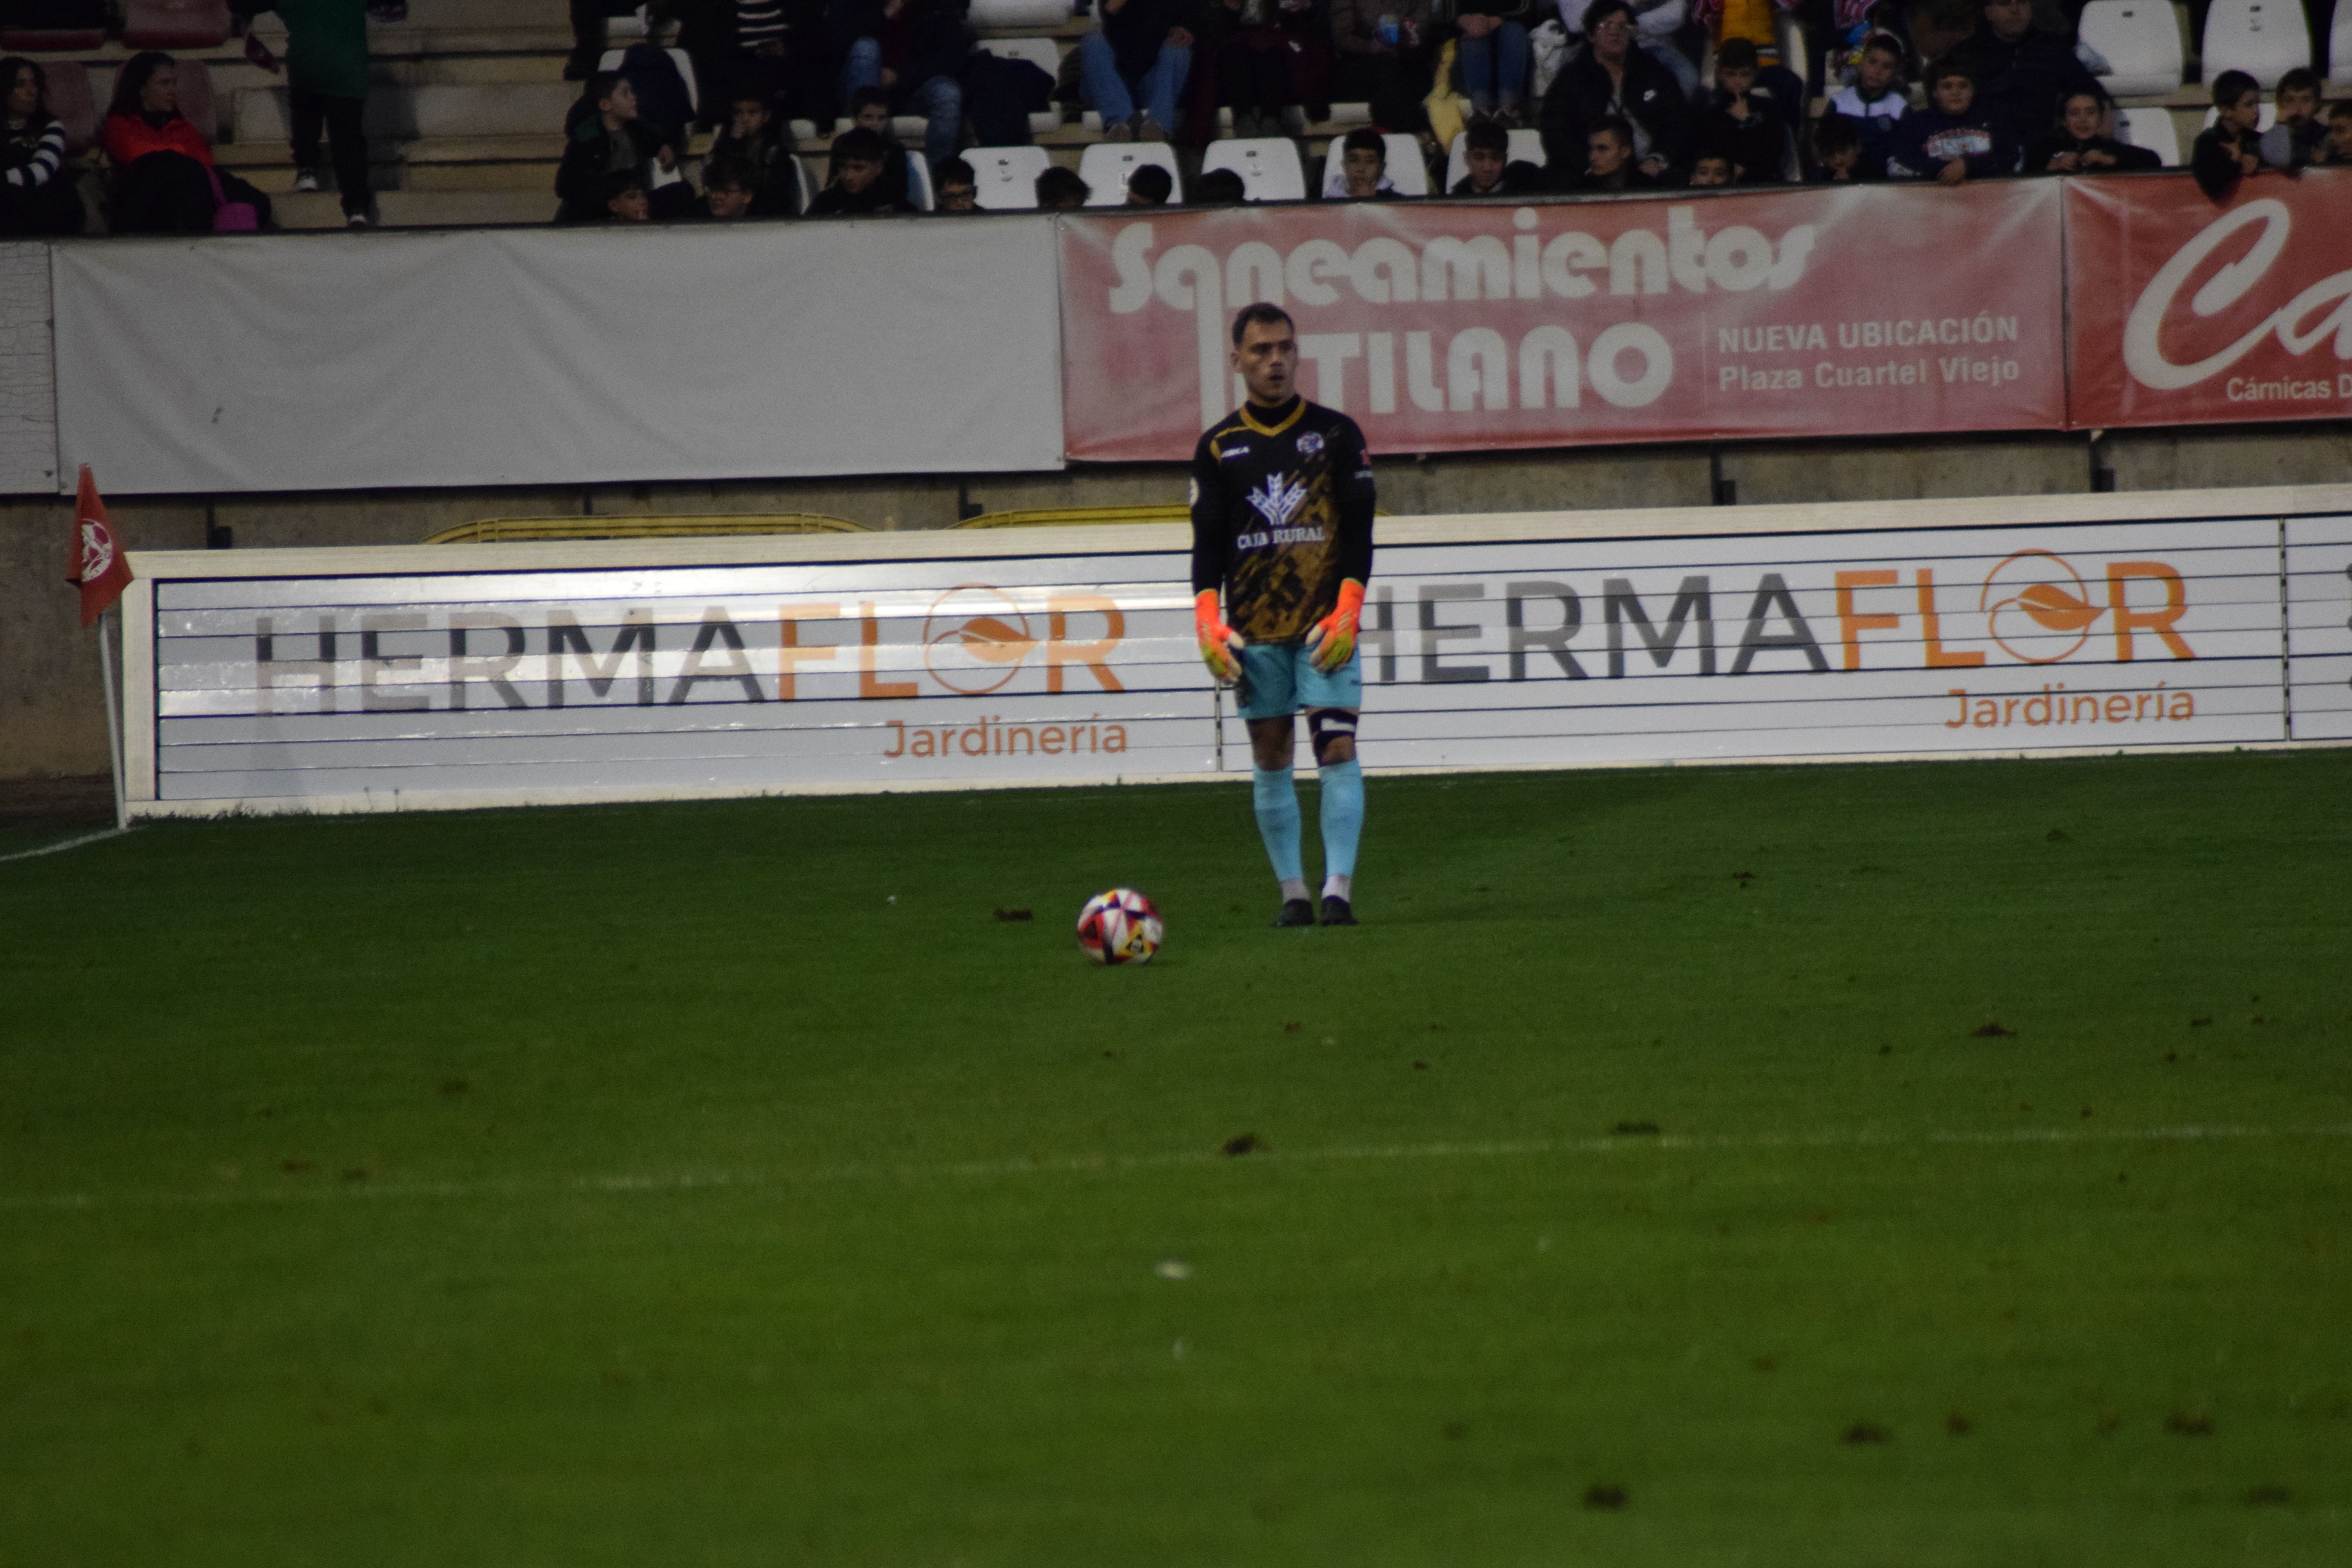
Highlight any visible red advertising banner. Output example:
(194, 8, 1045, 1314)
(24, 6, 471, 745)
(2066, 171, 2352, 429)
(1058, 181, 2066, 461)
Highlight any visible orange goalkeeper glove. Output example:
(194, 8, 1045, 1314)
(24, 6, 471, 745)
(1195, 588, 1244, 684)
(1305, 579, 1365, 673)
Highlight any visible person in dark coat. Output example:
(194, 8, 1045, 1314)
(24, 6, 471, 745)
(556, 72, 687, 222)
(1449, 114, 1545, 192)
(1540, 0, 1691, 184)
(2, 56, 83, 236)
(1887, 56, 2017, 182)
(2025, 86, 2160, 174)
(2190, 69, 2266, 201)
(706, 85, 802, 213)
(1943, 0, 2098, 149)
(830, 0, 970, 169)
(1187, 0, 1329, 145)
(1573, 114, 1661, 191)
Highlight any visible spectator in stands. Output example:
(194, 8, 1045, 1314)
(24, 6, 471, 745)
(1035, 164, 1091, 207)
(2191, 69, 2265, 200)
(1332, 125, 1402, 196)
(933, 154, 978, 208)
(1889, 57, 2016, 182)
(102, 53, 276, 233)
(808, 123, 916, 210)
(1450, 115, 1545, 191)
(833, 0, 970, 171)
(708, 87, 800, 214)
(1124, 162, 1176, 202)
(1697, 38, 1791, 181)
(1695, 0, 1803, 113)
(1452, 0, 1535, 125)
(603, 167, 652, 219)
(829, 85, 913, 205)
(568, 0, 628, 80)
(719, 1, 831, 129)
(612, 5, 700, 155)
(1080, 0, 1194, 143)
(2325, 101, 2352, 167)
(2259, 69, 2325, 171)
(1541, 0, 1690, 185)
(1189, 0, 1330, 144)
(2, 56, 82, 237)
(1331, 0, 1440, 137)
(1808, 112, 1862, 179)
(2027, 86, 2158, 172)
(1577, 115, 1658, 188)
(1944, 0, 2095, 150)
(696, 154, 760, 217)
(237, 3, 375, 227)
(1557, 0, 1701, 102)
(1827, 30, 1906, 180)
(557, 72, 686, 223)
(1196, 165, 1248, 201)
(1687, 147, 1733, 182)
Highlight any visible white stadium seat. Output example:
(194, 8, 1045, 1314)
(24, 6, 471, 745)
(1775, 10, 1813, 91)
(1285, 102, 1373, 129)
(967, 145, 1052, 209)
(1318, 132, 1430, 197)
(1200, 138, 1308, 201)
(969, 0, 1073, 28)
(597, 47, 699, 114)
(976, 37, 1066, 134)
(2111, 105, 2181, 164)
(906, 150, 936, 210)
(2075, 0, 2184, 97)
(2200, 0, 2312, 88)
(1078, 142, 1183, 205)
(2330, 4, 2350, 77)
(1442, 127, 1547, 191)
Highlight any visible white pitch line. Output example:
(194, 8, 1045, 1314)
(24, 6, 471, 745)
(4, 1122, 2349, 1216)
(0, 826, 134, 866)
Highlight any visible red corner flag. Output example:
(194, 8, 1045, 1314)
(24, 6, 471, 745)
(67, 465, 134, 628)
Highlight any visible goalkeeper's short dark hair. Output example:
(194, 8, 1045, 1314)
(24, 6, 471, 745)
(1230, 302, 1294, 345)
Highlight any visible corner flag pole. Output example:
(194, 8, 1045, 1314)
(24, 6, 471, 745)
(97, 606, 128, 832)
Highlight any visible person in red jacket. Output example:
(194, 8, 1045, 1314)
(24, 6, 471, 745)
(102, 52, 273, 233)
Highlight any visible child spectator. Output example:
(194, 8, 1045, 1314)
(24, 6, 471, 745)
(1827, 31, 1907, 180)
(603, 167, 651, 220)
(2259, 68, 2325, 170)
(1189, 0, 1330, 144)
(807, 123, 916, 211)
(1196, 166, 1248, 202)
(1330, 0, 1440, 137)
(1450, 116, 1544, 192)
(1080, 0, 1196, 143)
(828, 86, 913, 206)
(1541, 0, 1690, 185)
(832, 0, 971, 171)
(696, 154, 759, 218)
(708, 89, 800, 215)
(1035, 164, 1091, 207)
(1335, 125, 1401, 197)
(1125, 162, 1176, 203)
(1692, 0, 1808, 142)
(2191, 69, 2264, 200)
(102, 52, 276, 232)
(2026, 87, 2158, 173)
(1888, 57, 2016, 183)
(558, 72, 685, 223)
(613, 5, 699, 155)
(1808, 110, 1862, 181)
(238, 1, 375, 228)
(2, 56, 81, 236)
(1697, 38, 1793, 182)
(2325, 101, 2352, 166)
(1687, 147, 1733, 183)
(1578, 116, 1658, 189)
(934, 154, 978, 209)
(1452, 0, 1535, 125)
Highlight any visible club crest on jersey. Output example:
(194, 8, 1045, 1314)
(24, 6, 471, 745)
(1246, 471, 1308, 530)
(1295, 430, 1323, 457)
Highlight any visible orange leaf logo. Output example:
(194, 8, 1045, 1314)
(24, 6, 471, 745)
(955, 616, 1036, 662)
(2016, 583, 2101, 633)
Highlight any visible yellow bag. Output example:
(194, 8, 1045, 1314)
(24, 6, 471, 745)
(1423, 38, 1470, 151)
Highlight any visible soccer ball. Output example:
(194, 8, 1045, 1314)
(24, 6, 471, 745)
(1076, 887, 1163, 965)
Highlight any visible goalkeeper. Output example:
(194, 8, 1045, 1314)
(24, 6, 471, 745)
(1191, 303, 1376, 928)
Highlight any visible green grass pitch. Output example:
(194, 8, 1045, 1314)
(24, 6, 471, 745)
(4, 750, 2350, 1564)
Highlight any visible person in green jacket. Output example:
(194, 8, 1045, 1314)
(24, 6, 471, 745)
(239, 2, 374, 226)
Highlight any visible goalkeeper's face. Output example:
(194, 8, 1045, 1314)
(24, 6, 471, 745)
(1231, 319, 1298, 407)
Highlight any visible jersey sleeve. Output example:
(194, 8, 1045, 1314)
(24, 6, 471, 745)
(1189, 430, 1229, 597)
(1332, 417, 1376, 586)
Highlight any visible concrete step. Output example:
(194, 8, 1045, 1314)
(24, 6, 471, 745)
(403, 158, 560, 192)
(273, 188, 555, 230)
(370, 53, 573, 88)
(235, 80, 581, 143)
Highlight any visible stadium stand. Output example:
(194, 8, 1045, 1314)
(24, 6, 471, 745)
(595, 47, 699, 117)
(1318, 132, 1430, 197)
(2112, 103, 2183, 162)
(1199, 136, 1307, 201)
(0, 1, 109, 52)
(1442, 126, 1545, 191)
(2200, 0, 2313, 87)
(120, 0, 232, 52)
(970, 0, 1078, 28)
(950, 505, 1191, 528)
(2075, 0, 2185, 97)
(967, 143, 1053, 207)
(975, 36, 1066, 134)
(1077, 141, 1182, 204)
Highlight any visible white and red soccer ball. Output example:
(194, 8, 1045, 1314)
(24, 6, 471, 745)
(1076, 887, 1163, 965)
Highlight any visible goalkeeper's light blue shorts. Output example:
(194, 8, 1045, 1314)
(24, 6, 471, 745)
(1236, 641, 1361, 722)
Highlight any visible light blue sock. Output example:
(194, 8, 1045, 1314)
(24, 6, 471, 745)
(1319, 757, 1364, 894)
(1251, 766, 1305, 895)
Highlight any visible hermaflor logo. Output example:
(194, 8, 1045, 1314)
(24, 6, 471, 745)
(2122, 200, 2352, 392)
(922, 584, 1037, 695)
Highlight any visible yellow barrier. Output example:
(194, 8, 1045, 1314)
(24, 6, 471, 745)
(951, 505, 1187, 530)
(423, 514, 868, 545)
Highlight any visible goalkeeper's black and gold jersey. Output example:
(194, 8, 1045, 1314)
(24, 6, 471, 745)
(1189, 396, 1376, 646)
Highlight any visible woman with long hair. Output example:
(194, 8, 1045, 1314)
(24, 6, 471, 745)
(101, 51, 273, 232)
(2, 56, 83, 236)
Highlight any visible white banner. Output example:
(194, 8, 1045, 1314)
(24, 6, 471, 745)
(49, 219, 1064, 495)
(122, 486, 2352, 817)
